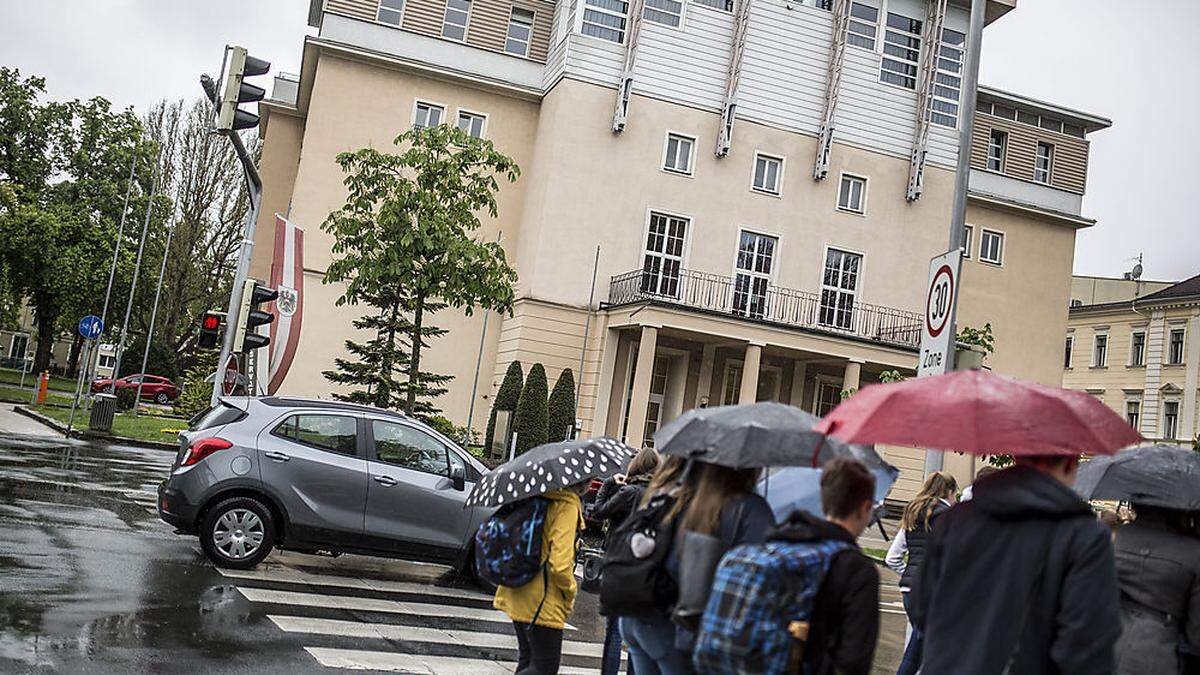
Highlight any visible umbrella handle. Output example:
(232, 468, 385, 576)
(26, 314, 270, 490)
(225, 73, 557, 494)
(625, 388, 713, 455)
(811, 435, 826, 469)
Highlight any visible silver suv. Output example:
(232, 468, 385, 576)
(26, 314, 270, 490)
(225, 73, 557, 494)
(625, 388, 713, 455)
(158, 397, 492, 575)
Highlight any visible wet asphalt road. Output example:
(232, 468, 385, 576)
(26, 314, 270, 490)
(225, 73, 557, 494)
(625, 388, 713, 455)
(0, 423, 905, 674)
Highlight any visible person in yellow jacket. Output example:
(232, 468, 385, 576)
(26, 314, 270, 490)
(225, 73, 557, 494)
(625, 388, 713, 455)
(494, 485, 586, 675)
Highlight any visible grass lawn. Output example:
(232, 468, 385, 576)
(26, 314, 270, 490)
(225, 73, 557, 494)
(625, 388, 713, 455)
(0, 385, 75, 406)
(862, 546, 888, 560)
(0, 367, 78, 392)
(33, 404, 187, 444)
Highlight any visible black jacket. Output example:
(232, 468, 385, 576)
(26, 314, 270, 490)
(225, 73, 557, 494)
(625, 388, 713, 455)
(899, 500, 950, 590)
(591, 474, 651, 549)
(912, 466, 1120, 675)
(770, 510, 880, 675)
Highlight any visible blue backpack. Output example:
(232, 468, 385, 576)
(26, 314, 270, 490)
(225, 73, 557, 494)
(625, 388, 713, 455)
(693, 539, 851, 675)
(474, 497, 549, 588)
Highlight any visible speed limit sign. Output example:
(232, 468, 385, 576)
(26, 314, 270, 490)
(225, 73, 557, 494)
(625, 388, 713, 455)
(918, 250, 962, 377)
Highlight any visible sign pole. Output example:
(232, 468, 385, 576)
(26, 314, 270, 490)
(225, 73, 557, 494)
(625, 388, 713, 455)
(134, 185, 181, 416)
(112, 162, 160, 385)
(67, 316, 104, 435)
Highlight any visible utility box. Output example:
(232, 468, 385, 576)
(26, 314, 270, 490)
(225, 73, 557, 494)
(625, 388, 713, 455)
(89, 393, 117, 433)
(489, 410, 513, 461)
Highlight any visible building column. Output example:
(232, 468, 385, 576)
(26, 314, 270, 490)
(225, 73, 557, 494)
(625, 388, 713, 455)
(1181, 311, 1200, 441)
(790, 360, 808, 410)
(739, 342, 763, 404)
(590, 325, 620, 438)
(663, 355, 689, 424)
(842, 359, 863, 394)
(624, 326, 659, 448)
(694, 343, 717, 408)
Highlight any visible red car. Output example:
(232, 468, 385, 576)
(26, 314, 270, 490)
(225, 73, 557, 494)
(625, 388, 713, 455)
(90, 374, 181, 404)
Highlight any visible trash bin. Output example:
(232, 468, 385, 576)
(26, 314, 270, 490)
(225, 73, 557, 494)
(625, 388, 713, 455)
(90, 393, 117, 433)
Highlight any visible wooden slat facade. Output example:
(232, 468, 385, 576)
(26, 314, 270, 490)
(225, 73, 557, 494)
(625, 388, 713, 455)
(319, 0, 552, 63)
(970, 112, 1090, 194)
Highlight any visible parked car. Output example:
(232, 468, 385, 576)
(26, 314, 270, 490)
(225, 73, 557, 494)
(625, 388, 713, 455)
(91, 374, 181, 404)
(158, 396, 495, 582)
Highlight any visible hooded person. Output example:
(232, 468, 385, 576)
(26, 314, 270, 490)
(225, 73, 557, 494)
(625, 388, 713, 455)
(911, 456, 1121, 675)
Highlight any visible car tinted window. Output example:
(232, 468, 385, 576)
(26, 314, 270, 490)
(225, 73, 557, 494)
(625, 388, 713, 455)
(372, 421, 447, 475)
(273, 415, 357, 455)
(190, 403, 247, 431)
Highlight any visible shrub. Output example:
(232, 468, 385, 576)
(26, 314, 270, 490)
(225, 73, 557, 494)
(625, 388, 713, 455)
(484, 361, 523, 454)
(547, 368, 576, 442)
(512, 363, 548, 455)
(114, 386, 138, 412)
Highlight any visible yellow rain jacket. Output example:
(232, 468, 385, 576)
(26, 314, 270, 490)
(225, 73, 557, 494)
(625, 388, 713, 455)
(493, 489, 584, 629)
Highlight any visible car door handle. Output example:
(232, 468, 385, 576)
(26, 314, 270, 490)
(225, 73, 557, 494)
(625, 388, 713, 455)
(373, 475, 397, 486)
(263, 451, 290, 462)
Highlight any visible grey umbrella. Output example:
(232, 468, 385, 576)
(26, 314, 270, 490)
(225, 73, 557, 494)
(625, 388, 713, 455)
(652, 401, 863, 469)
(1075, 444, 1200, 511)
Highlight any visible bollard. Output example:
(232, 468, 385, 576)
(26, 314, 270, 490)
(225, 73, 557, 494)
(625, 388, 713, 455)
(37, 371, 49, 404)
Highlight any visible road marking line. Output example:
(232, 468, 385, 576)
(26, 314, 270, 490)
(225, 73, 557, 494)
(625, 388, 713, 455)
(217, 566, 489, 601)
(303, 647, 599, 674)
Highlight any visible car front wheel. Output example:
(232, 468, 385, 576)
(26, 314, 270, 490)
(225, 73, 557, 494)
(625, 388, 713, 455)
(200, 497, 276, 569)
(155, 392, 170, 404)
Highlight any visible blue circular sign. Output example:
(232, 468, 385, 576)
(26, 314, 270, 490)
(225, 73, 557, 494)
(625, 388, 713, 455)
(78, 315, 103, 340)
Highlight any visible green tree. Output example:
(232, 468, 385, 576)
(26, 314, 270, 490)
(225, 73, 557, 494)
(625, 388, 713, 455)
(173, 349, 217, 419)
(547, 368, 577, 442)
(485, 360, 523, 454)
(513, 363, 549, 455)
(321, 124, 519, 416)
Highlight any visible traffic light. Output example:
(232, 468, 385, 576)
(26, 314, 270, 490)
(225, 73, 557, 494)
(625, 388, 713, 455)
(198, 312, 225, 350)
(233, 280, 278, 352)
(217, 46, 270, 131)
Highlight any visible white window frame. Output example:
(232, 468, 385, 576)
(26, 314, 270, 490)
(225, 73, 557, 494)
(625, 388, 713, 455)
(751, 152, 784, 196)
(720, 359, 783, 406)
(1063, 334, 1073, 369)
(639, 209, 692, 298)
(929, 26, 965, 128)
(455, 108, 488, 139)
(819, 246, 865, 331)
(1166, 327, 1186, 365)
(978, 228, 1004, 266)
(846, 1, 879, 50)
(505, 6, 536, 57)
(1125, 398, 1141, 431)
(811, 376, 844, 417)
(1034, 141, 1054, 184)
(643, 0, 684, 28)
(987, 129, 1007, 172)
(1162, 399, 1180, 440)
(661, 132, 696, 176)
(880, 11, 922, 90)
(730, 228, 780, 319)
(1129, 330, 1146, 367)
(836, 172, 868, 215)
(411, 99, 446, 129)
(580, 0, 629, 43)
(441, 0, 473, 41)
(1092, 332, 1108, 368)
(377, 0, 405, 25)
(692, 0, 733, 10)
(961, 224, 973, 259)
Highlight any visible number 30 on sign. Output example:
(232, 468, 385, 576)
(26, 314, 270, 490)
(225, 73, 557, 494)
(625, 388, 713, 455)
(918, 249, 962, 377)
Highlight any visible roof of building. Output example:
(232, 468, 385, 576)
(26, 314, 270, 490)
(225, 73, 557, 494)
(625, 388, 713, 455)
(1135, 273, 1200, 303)
(978, 85, 1113, 134)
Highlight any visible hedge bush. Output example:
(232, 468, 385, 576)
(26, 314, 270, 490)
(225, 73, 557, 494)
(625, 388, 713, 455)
(546, 368, 576, 442)
(512, 363, 548, 455)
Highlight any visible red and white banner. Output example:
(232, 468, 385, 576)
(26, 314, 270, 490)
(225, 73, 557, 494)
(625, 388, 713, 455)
(267, 214, 304, 395)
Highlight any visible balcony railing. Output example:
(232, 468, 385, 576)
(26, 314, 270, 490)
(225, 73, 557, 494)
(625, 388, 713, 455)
(607, 268, 923, 350)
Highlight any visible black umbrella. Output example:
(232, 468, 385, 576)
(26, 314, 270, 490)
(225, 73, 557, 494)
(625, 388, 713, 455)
(1075, 444, 1200, 511)
(652, 401, 863, 469)
(465, 437, 637, 508)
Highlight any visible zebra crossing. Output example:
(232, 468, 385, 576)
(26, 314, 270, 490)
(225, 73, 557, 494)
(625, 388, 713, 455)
(216, 555, 613, 673)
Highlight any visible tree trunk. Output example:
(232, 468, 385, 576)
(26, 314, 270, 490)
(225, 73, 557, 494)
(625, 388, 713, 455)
(33, 309, 57, 375)
(67, 333, 84, 377)
(376, 297, 400, 409)
(405, 299, 424, 416)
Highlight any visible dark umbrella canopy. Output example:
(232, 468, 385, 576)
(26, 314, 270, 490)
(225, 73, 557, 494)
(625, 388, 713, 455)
(652, 401, 859, 469)
(1075, 444, 1200, 511)
(465, 437, 637, 508)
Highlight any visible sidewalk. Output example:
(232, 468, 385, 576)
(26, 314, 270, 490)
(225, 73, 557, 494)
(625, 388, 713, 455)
(0, 402, 62, 436)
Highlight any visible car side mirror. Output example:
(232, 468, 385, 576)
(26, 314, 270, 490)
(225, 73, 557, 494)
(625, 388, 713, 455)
(450, 465, 466, 491)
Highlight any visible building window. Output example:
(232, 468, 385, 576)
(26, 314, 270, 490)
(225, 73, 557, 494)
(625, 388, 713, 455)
(693, 0, 733, 11)
(880, 12, 922, 90)
(979, 229, 1004, 265)
(961, 224, 973, 258)
(441, 0, 472, 40)
(98, 353, 116, 369)
(819, 248, 861, 331)
(413, 101, 444, 128)
(505, 7, 535, 56)
(1034, 141, 1054, 184)
(641, 212, 688, 297)
(9, 334, 27, 360)
(1093, 334, 1108, 367)
(837, 174, 866, 214)
(732, 231, 777, 319)
(1063, 335, 1072, 369)
(456, 110, 486, 138)
(1163, 401, 1180, 439)
(930, 27, 965, 127)
(1125, 400, 1140, 430)
(582, 0, 629, 43)
(752, 153, 783, 195)
(847, 2, 879, 50)
(1168, 328, 1185, 364)
(987, 129, 1007, 172)
(662, 133, 695, 175)
(643, 0, 683, 27)
(377, 0, 404, 25)
(1130, 331, 1145, 366)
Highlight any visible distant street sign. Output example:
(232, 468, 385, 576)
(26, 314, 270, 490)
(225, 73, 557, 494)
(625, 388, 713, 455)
(918, 249, 962, 377)
(78, 315, 104, 340)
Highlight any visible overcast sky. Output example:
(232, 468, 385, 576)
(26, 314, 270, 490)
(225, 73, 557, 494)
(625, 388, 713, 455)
(2, 0, 1195, 281)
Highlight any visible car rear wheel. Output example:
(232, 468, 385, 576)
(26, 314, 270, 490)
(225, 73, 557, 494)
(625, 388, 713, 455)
(200, 497, 276, 569)
(155, 392, 170, 405)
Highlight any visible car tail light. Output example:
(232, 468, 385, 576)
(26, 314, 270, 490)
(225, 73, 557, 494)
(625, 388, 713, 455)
(180, 438, 232, 467)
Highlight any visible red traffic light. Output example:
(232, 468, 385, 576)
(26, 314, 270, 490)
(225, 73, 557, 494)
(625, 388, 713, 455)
(202, 315, 221, 330)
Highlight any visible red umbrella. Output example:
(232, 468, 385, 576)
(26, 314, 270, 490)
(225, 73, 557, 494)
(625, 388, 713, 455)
(814, 369, 1142, 458)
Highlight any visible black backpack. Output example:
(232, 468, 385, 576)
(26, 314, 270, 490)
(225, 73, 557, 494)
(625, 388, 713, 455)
(473, 497, 549, 588)
(598, 492, 680, 618)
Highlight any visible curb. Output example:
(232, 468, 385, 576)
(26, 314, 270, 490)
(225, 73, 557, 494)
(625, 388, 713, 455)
(14, 406, 178, 452)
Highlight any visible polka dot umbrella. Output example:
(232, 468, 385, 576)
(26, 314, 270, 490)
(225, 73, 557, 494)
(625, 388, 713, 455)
(465, 437, 638, 508)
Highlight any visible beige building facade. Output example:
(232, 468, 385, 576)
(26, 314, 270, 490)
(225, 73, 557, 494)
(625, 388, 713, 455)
(1063, 275, 1200, 448)
(254, 0, 1111, 498)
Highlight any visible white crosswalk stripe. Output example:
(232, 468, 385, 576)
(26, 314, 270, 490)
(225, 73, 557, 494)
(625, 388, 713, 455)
(303, 647, 603, 675)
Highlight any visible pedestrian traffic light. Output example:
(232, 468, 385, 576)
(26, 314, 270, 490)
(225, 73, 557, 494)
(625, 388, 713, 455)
(198, 311, 225, 350)
(232, 281, 278, 352)
(216, 46, 270, 131)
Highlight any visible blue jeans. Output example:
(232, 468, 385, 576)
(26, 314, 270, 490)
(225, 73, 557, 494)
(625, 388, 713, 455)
(620, 616, 693, 675)
(602, 614, 632, 675)
(896, 592, 923, 675)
